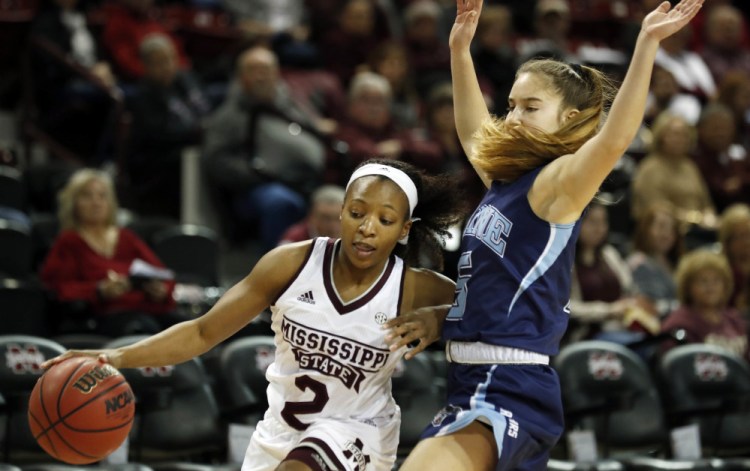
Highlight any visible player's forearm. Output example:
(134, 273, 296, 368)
(111, 319, 212, 369)
(598, 31, 660, 154)
(451, 48, 491, 156)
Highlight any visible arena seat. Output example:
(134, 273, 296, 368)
(554, 340, 669, 459)
(0, 335, 66, 463)
(0, 219, 33, 279)
(0, 278, 50, 337)
(216, 336, 276, 426)
(104, 336, 225, 463)
(656, 344, 750, 458)
(151, 224, 220, 287)
(0, 165, 27, 213)
(390, 353, 443, 460)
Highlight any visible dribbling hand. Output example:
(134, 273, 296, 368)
(41, 349, 119, 371)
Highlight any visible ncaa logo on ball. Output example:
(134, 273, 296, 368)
(104, 389, 134, 417)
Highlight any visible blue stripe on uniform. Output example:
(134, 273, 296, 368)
(507, 223, 574, 315)
(435, 365, 509, 459)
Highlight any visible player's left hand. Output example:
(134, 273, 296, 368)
(384, 306, 445, 360)
(642, 0, 703, 42)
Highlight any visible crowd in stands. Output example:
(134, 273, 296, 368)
(1, 0, 750, 462)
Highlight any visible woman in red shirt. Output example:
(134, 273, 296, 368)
(40, 169, 182, 336)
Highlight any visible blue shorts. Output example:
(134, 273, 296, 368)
(421, 363, 564, 471)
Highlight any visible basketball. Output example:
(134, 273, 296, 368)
(27, 356, 135, 464)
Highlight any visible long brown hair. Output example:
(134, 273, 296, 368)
(471, 59, 616, 182)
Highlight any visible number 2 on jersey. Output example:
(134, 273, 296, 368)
(281, 375, 330, 430)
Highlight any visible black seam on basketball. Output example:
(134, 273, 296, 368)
(37, 360, 98, 461)
(34, 361, 85, 438)
(30, 373, 60, 457)
(41, 378, 132, 434)
(37, 358, 92, 437)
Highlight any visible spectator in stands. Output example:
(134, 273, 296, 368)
(716, 72, 750, 150)
(126, 33, 211, 219)
(220, 0, 320, 68)
(30, 0, 118, 162)
(277, 184, 344, 245)
(631, 112, 716, 228)
(364, 40, 422, 130)
(201, 46, 327, 250)
(516, 0, 578, 64)
(401, 82, 485, 209)
(40, 169, 185, 337)
(655, 24, 716, 101)
(693, 103, 750, 211)
(661, 249, 749, 362)
(644, 64, 702, 126)
(718, 204, 750, 310)
(102, 0, 191, 82)
(402, 0, 452, 97)
(328, 71, 433, 187)
(627, 200, 682, 318)
(566, 203, 656, 345)
(471, 4, 517, 115)
(318, 0, 388, 87)
(699, 4, 750, 85)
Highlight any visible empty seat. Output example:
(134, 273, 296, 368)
(104, 336, 225, 463)
(0, 165, 27, 213)
(0, 335, 66, 463)
(656, 344, 750, 457)
(217, 336, 276, 425)
(0, 278, 51, 337)
(554, 340, 669, 459)
(391, 354, 443, 459)
(0, 219, 33, 279)
(151, 224, 220, 287)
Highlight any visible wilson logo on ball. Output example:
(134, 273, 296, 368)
(72, 364, 119, 394)
(105, 389, 134, 415)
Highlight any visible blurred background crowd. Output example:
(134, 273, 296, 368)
(1, 0, 750, 466)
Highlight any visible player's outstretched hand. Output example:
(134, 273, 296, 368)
(449, 0, 484, 52)
(41, 349, 118, 370)
(384, 306, 445, 360)
(642, 0, 703, 42)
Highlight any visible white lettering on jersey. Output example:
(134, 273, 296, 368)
(282, 317, 390, 392)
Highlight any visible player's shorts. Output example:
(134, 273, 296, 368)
(241, 409, 400, 471)
(420, 362, 564, 471)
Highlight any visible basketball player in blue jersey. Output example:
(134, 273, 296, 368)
(42, 159, 467, 471)
(385, 0, 704, 469)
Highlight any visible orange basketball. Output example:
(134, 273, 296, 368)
(27, 356, 135, 464)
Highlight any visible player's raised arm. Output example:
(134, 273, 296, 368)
(543, 0, 703, 217)
(450, 0, 492, 188)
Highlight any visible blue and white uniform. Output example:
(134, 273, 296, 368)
(422, 166, 582, 470)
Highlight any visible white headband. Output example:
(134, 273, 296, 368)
(346, 164, 418, 217)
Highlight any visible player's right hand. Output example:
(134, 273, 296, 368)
(41, 349, 118, 370)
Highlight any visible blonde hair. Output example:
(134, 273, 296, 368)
(57, 169, 119, 231)
(718, 203, 750, 254)
(470, 59, 616, 182)
(649, 112, 696, 154)
(675, 249, 733, 306)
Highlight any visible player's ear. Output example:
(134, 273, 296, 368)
(563, 108, 580, 123)
(400, 220, 413, 241)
